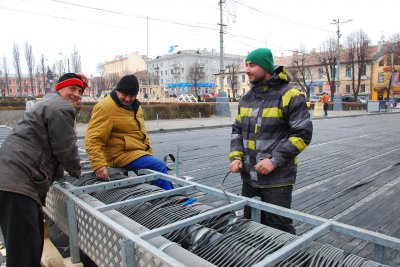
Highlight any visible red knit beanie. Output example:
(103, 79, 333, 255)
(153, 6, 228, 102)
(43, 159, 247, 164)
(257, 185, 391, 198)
(55, 73, 88, 94)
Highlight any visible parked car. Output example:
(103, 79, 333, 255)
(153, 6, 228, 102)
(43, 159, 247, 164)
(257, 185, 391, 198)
(341, 95, 366, 103)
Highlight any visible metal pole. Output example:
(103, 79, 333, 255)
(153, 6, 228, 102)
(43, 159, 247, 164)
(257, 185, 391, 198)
(146, 16, 149, 95)
(335, 19, 340, 95)
(218, 0, 225, 95)
(332, 19, 352, 97)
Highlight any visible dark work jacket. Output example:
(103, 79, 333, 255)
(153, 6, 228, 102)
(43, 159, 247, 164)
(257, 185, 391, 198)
(230, 66, 313, 188)
(0, 92, 81, 205)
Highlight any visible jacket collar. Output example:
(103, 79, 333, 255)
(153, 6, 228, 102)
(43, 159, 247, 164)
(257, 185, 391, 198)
(110, 89, 140, 114)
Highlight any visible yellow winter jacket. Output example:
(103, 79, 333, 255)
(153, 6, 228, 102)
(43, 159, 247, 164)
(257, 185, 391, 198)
(84, 95, 153, 172)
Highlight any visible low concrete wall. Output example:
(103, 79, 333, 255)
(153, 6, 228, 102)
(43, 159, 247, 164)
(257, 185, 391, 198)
(0, 110, 24, 127)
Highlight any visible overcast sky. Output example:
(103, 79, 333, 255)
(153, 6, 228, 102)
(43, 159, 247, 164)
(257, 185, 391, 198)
(1, 0, 399, 76)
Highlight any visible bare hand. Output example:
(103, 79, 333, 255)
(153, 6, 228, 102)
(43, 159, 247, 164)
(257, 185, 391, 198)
(95, 166, 109, 180)
(229, 160, 242, 173)
(255, 158, 275, 175)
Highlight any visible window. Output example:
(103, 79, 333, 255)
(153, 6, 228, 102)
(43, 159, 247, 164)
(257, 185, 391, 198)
(345, 65, 352, 77)
(346, 85, 351, 93)
(318, 67, 323, 79)
(360, 84, 366, 93)
(361, 64, 367, 76)
(181, 68, 184, 74)
(242, 75, 246, 83)
(378, 72, 384, 83)
(305, 68, 311, 80)
(379, 59, 384, 66)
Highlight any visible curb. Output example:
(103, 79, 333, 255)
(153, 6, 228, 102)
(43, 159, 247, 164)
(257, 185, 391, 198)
(76, 111, 399, 139)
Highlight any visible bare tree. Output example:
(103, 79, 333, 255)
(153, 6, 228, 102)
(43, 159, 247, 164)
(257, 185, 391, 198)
(383, 33, 400, 101)
(385, 33, 400, 65)
(71, 46, 82, 73)
(0, 57, 3, 98)
(35, 66, 42, 95)
(354, 30, 369, 101)
(225, 63, 241, 99)
(105, 73, 120, 90)
(2, 56, 10, 96)
(318, 38, 337, 101)
(290, 45, 313, 100)
(188, 63, 205, 97)
(96, 63, 106, 93)
(25, 42, 35, 95)
(46, 67, 54, 93)
(40, 54, 46, 95)
(12, 43, 23, 95)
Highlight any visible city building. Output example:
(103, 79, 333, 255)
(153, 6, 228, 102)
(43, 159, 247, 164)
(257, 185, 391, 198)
(148, 49, 245, 97)
(214, 63, 249, 99)
(370, 42, 400, 101)
(274, 46, 378, 100)
(104, 52, 147, 81)
(0, 73, 46, 97)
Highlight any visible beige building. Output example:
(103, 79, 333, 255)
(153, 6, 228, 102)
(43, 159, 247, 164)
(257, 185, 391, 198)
(104, 52, 147, 79)
(214, 45, 380, 100)
(274, 46, 378, 99)
(214, 63, 250, 99)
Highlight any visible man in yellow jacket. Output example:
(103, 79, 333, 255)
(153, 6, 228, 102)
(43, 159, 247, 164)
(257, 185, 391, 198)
(85, 75, 173, 189)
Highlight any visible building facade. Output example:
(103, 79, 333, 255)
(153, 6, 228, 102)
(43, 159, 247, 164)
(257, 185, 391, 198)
(104, 52, 147, 80)
(370, 47, 400, 101)
(148, 49, 245, 96)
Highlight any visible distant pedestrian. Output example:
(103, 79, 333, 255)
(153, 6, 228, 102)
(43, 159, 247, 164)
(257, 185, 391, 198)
(85, 74, 173, 190)
(229, 48, 313, 234)
(0, 73, 87, 267)
(320, 92, 329, 116)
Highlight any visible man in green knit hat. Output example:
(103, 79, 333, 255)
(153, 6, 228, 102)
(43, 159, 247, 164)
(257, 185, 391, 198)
(229, 48, 313, 234)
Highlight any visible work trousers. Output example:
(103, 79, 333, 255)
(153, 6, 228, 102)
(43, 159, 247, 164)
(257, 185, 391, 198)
(0, 190, 44, 267)
(242, 183, 296, 234)
(124, 155, 174, 190)
(323, 102, 329, 116)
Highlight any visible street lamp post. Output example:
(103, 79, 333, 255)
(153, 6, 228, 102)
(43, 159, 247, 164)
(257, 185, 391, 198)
(331, 19, 352, 96)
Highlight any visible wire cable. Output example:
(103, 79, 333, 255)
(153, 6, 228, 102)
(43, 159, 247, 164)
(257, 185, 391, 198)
(221, 171, 232, 204)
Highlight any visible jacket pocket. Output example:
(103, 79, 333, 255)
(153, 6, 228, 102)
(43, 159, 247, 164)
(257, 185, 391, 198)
(123, 133, 146, 150)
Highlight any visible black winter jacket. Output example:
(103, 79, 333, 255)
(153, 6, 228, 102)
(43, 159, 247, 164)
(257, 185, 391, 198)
(230, 66, 313, 187)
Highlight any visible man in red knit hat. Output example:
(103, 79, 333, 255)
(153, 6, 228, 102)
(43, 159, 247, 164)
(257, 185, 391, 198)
(0, 72, 87, 267)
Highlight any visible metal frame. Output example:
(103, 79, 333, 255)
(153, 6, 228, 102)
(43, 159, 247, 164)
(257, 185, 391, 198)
(46, 169, 400, 266)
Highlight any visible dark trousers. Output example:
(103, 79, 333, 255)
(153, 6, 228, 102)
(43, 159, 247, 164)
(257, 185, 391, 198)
(323, 103, 329, 116)
(0, 191, 44, 267)
(242, 182, 295, 234)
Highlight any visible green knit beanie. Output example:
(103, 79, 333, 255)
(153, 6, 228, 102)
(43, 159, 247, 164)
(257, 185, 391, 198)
(246, 48, 275, 74)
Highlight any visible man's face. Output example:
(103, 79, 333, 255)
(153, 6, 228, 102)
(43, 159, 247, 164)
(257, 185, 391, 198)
(58, 85, 83, 106)
(246, 61, 268, 84)
(117, 90, 136, 106)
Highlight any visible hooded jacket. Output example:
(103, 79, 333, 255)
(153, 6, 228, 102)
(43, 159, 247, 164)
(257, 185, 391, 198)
(229, 66, 313, 187)
(0, 92, 81, 205)
(84, 90, 153, 172)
